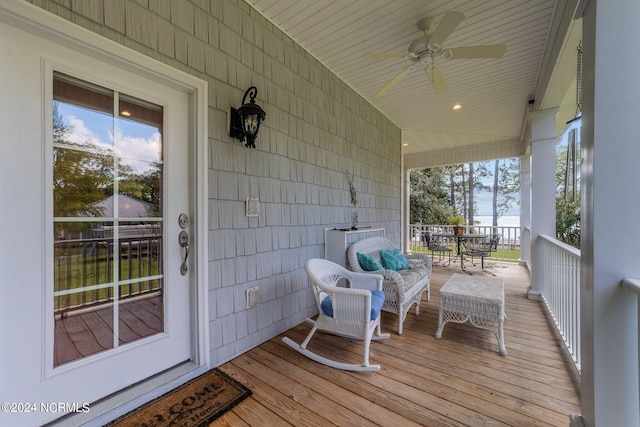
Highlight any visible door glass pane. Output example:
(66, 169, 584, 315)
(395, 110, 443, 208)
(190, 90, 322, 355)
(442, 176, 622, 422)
(53, 72, 164, 367)
(54, 221, 115, 366)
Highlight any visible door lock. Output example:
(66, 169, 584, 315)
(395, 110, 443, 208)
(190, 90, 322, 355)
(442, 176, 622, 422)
(178, 213, 189, 229)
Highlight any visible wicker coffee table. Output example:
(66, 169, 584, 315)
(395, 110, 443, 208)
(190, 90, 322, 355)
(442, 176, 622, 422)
(435, 273, 507, 356)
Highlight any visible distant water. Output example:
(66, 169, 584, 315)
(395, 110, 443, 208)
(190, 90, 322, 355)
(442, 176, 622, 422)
(473, 215, 520, 227)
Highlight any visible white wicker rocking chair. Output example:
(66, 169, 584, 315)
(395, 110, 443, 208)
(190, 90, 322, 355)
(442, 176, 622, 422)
(282, 259, 390, 371)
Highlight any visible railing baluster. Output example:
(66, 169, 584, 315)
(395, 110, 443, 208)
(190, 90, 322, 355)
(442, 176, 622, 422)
(538, 235, 581, 372)
(81, 241, 87, 307)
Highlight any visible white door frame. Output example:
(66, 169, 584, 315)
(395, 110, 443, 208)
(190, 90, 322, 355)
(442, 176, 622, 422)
(0, 2, 208, 425)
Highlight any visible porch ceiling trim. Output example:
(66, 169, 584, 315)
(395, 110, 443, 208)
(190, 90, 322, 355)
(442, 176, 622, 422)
(403, 137, 524, 169)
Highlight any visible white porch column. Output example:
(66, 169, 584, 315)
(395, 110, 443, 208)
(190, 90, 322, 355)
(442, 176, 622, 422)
(402, 166, 410, 252)
(580, 0, 640, 425)
(528, 108, 558, 300)
(519, 156, 531, 268)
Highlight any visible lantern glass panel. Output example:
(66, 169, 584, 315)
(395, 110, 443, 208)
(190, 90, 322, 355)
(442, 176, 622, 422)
(244, 114, 259, 135)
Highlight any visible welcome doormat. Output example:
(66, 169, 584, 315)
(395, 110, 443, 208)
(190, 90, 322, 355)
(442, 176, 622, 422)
(106, 368, 252, 427)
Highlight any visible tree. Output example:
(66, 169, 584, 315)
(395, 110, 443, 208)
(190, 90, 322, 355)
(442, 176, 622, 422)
(409, 167, 451, 224)
(555, 127, 581, 248)
(448, 166, 458, 216)
(468, 162, 491, 224)
(492, 160, 499, 226)
(496, 159, 520, 217)
(53, 103, 114, 219)
(136, 162, 163, 217)
(556, 197, 580, 247)
(468, 163, 474, 226)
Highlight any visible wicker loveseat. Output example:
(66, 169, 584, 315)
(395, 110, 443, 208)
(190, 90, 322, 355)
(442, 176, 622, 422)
(347, 237, 431, 334)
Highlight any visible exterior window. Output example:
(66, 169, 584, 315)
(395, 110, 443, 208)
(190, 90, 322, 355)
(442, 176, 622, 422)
(52, 72, 164, 366)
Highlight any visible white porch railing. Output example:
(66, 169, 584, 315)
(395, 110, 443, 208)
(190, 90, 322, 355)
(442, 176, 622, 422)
(408, 224, 521, 263)
(538, 235, 581, 372)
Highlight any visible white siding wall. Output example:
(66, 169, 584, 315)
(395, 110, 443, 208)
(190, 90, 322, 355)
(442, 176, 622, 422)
(30, 0, 402, 366)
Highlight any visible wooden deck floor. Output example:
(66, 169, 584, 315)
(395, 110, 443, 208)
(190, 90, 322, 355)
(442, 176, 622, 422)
(213, 262, 581, 426)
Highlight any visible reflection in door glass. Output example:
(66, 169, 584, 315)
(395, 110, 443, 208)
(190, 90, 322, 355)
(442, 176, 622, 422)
(52, 72, 164, 367)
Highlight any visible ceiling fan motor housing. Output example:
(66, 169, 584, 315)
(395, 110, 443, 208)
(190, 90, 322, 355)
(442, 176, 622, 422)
(408, 37, 447, 60)
(408, 37, 431, 56)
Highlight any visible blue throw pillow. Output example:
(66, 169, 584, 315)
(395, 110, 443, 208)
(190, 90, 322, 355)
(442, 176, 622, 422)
(321, 290, 385, 320)
(379, 248, 411, 271)
(357, 252, 383, 271)
(369, 290, 385, 320)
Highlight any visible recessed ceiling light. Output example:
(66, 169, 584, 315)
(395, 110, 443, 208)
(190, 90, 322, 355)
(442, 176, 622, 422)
(452, 104, 462, 110)
(120, 110, 131, 117)
(402, 143, 409, 146)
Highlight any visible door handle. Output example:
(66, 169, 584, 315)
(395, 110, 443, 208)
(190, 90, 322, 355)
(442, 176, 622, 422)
(179, 230, 190, 275)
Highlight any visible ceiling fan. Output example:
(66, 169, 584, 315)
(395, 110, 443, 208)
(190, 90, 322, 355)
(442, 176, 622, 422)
(364, 11, 507, 97)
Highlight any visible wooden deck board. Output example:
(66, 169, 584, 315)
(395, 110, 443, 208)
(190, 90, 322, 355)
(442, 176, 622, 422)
(215, 262, 581, 426)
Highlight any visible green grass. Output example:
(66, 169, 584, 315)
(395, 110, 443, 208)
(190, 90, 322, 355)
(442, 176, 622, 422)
(54, 248, 161, 311)
(409, 243, 521, 263)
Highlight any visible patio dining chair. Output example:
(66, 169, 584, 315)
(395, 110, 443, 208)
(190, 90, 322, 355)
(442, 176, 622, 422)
(282, 259, 390, 371)
(422, 231, 452, 266)
(461, 234, 501, 275)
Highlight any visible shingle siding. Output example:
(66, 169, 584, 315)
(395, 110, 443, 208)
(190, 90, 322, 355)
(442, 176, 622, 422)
(33, 0, 402, 367)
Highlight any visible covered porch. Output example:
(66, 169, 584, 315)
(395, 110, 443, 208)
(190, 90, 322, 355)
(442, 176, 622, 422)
(214, 263, 580, 425)
(2, 1, 639, 426)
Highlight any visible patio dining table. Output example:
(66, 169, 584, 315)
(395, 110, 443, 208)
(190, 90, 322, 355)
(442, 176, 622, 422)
(432, 232, 488, 273)
(432, 233, 488, 253)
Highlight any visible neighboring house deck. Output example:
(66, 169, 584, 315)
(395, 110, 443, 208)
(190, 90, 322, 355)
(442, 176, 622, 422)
(211, 263, 580, 426)
(54, 293, 162, 366)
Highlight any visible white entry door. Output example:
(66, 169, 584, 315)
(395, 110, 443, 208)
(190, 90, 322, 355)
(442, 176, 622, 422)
(0, 9, 204, 425)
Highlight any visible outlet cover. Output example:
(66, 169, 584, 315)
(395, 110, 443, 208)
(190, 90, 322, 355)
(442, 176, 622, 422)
(246, 286, 261, 308)
(246, 197, 259, 217)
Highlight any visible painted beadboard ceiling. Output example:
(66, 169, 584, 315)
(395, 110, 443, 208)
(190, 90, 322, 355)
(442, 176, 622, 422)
(245, 0, 578, 167)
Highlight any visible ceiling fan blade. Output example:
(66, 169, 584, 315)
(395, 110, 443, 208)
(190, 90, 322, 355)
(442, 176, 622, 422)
(376, 65, 415, 98)
(428, 11, 465, 47)
(446, 44, 507, 59)
(363, 51, 408, 59)
(426, 65, 448, 95)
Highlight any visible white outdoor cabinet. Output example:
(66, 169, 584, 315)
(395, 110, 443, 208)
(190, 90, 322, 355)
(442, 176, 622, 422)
(324, 228, 385, 270)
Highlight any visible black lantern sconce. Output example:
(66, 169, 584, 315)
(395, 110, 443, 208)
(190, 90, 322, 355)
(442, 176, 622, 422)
(228, 86, 266, 148)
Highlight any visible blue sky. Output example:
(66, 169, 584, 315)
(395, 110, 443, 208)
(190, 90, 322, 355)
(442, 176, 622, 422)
(56, 102, 161, 174)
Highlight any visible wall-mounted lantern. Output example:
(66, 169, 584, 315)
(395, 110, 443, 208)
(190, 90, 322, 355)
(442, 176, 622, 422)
(228, 86, 266, 148)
